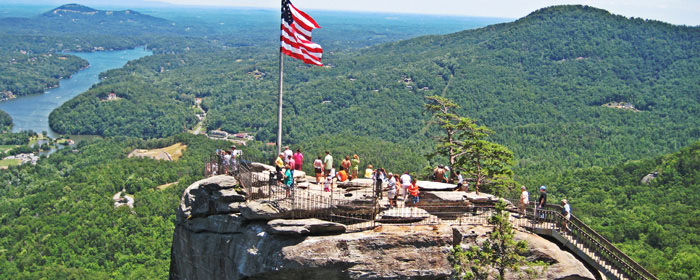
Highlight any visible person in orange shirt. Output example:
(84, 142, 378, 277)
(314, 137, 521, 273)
(407, 178, 420, 206)
(337, 167, 349, 182)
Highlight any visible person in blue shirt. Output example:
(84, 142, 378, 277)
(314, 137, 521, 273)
(284, 164, 293, 198)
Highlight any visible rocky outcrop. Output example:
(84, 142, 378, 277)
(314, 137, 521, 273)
(170, 175, 597, 280)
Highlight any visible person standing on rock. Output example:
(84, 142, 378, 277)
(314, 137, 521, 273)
(400, 171, 412, 202)
(407, 178, 420, 206)
(288, 155, 296, 185)
(283, 163, 294, 198)
(519, 185, 529, 217)
(284, 146, 293, 164)
(275, 153, 285, 186)
(372, 167, 386, 199)
(323, 151, 333, 177)
(341, 156, 352, 175)
(293, 148, 304, 171)
(350, 154, 360, 180)
(364, 164, 374, 178)
(537, 186, 547, 221)
(313, 156, 324, 185)
(387, 172, 397, 207)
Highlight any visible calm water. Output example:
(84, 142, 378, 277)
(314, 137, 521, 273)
(0, 47, 152, 138)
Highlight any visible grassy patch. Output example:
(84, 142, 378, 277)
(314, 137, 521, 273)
(0, 145, 18, 153)
(0, 158, 21, 167)
(128, 143, 187, 161)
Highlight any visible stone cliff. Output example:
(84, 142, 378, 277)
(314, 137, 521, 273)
(170, 175, 596, 279)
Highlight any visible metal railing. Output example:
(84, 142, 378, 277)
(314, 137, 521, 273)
(505, 198, 658, 280)
(203, 155, 657, 279)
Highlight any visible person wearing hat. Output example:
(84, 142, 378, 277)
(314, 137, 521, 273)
(561, 199, 571, 232)
(519, 186, 529, 217)
(537, 186, 547, 221)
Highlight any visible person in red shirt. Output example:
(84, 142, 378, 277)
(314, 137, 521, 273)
(407, 178, 420, 206)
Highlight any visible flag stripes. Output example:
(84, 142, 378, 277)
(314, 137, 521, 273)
(281, 0, 323, 66)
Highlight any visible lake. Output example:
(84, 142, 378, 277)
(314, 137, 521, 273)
(0, 47, 152, 138)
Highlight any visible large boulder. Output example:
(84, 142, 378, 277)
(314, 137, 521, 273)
(268, 218, 346, 236)
(418, 180, 459, 191)
(177, 175, 245, 222)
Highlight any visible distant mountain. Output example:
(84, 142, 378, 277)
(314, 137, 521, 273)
(40, 4, 170, 25)
(0, 4, 178, 36)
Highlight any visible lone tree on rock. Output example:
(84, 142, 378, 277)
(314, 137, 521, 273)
(450, 199, 528, 280)
(425, 96, 514, 194)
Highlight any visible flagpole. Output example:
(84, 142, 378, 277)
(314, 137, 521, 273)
(277, 45, 284, 156)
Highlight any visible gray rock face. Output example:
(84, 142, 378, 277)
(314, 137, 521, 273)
(239, 201, 292, 221)
(177, 175, 244, 223)
(170, 175, 597, 280)
(268, 218, 346, 236)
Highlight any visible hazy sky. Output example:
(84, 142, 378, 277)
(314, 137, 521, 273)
(8, 0, 699, 26)
(144, 0, 700, 26)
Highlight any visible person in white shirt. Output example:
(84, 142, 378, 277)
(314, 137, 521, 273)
(283, 146, 293, 163)
(386, 173, 397, 207)
(519, 185, 529, 217)
(456, 171, 465, 191)
(561, 199, 571, 232)
(400, 171, 412, 201)
(313, 156, 324, 184)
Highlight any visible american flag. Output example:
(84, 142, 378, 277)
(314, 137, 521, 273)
(281, 0, 323, 66)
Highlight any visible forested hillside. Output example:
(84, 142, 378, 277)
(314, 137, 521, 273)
(50, 5, 700, 184)
(0, 110, 11, 131)
(547, 142, 700, 279)
(0, 134, 231, 279)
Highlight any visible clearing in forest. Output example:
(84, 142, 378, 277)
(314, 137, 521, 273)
(128, 143, 187, 161)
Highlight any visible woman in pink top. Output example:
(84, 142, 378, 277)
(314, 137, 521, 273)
(293, 148, 304, 171)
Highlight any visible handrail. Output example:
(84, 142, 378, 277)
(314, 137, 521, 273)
(203, 157, 657, 279)
(507, 197, 657, 280)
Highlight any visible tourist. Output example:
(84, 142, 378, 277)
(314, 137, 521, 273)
(337, 166, 349, 182)
(519, 185, 529, 217)
(287, 155, 296, 185)
(456, 171, 465, 191)
(561, 199, 571, 232)
(407, 178, 420, 206)
(433, 165, 445, 182)
(400, 171, 412, 201)
(323, 151, 333, 177)
(372, 167, 386, 199)
(223, 150, 232, 175)
(293, 148, 304, 171)
(341, 156, 352, 176)
(328, 166, 337, 192)
(323, 173, 332, 192)
(275, 153, 285, 186)
(386, 172, 397, 207)
(365, 164, 374, 178)
(351, 154, 360, 180)
(537, 186, 547, 221)
(313, 156, 324, 184)
(230, 145, 239, 174)
(283, 146, 293, 164)
(283, 164, 294, 198)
